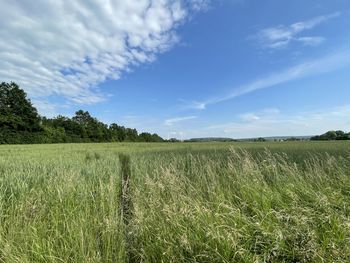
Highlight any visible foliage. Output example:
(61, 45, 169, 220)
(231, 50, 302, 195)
(284, 137, 301, 141)
(254, 137, 267, 142)
(0, 82, 41, 133)
(311, 130, 350, 141)
(0, 82, 163, 144)
(168, 137, 181, 142)
(138, 132, 164, 142)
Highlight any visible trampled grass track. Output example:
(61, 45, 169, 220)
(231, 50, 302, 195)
(0, 141, 349, 262)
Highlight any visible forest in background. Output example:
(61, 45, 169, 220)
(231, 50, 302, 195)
(0, 82, 164, 144)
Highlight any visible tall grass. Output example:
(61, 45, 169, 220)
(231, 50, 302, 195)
(130, 147, 350, 262)
(0, 142, 349, 262)
(0, 148, 125, 262)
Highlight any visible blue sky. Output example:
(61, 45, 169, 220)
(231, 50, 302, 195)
(1, 0, 350, 139)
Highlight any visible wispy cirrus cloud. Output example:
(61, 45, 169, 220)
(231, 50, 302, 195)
(239, 108, 280, 122)
(188, 49, 350, 110)
(0, 0, 207, 111)
(297, 37, 325, 47)
(164, 116, 197, 126)
(189, 0, 211, 11)
(255, 12, 340, 49)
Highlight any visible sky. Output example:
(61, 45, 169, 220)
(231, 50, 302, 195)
(0, 0, 350, 139)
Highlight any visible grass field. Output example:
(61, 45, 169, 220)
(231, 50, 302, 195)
(0, 141, 349, 262)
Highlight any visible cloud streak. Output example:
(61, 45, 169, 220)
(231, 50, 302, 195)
(164, 116, 197, 126)
(0, 0, 207, 107)
(256, 12, 340, 49)
(190, 49, 350, 109)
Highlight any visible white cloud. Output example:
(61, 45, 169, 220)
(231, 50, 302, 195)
(164, 116, 197, 126)
(190, 49, 350, 110)
(239, 113, 260, 122)
(183, 100, 206, 110)
(297, 37, 325, 47)
(0, 0, 207, 110)
(189, 0, 211, 11)
(256, 12, 340, 49)
(239, 109, 280, 122)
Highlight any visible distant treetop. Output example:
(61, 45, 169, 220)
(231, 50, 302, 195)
(310, 130, 350, 141)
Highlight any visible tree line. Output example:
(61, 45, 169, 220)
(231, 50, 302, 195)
(0, 82, 164, 144)
(310, 130, 350, 141)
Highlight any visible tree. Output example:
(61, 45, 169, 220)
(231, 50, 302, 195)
(254, 137, 266, 142)
(0, 82, 164, 144)
(151, 133, 164, 142)
(0, 82, 41, 132)
(109, 124, 126, 142)
(311, 130, 350, 141)
(168, 138, 180, 142)
(44, 115, 86, 141)
(125, 128, 138, 142)
(72, 110, 92, 127)
(72, 110, 110, 141)
(139, 132, 152, 142)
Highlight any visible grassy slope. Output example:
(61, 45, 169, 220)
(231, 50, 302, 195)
(0, 141, 349, 262)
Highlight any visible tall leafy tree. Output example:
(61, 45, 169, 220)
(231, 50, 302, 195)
(109, 124, 126, 142)
(125, 128, 138, 142)
(0, 82, 41, 132)
(72, 110, 110, 141)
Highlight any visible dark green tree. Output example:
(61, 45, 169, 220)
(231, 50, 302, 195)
(0, 82, 41, 132)
(311, 130, 350, 141)
(109, 124, 126, 142)
(125, 128, 138, 142)
(139, 132, 152, 142)
(72, 110, 110, 141)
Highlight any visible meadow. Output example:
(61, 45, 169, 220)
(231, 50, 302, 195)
(0, 141, 349, 262)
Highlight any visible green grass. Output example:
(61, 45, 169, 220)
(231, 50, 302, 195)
(0, 141, 349, 262)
